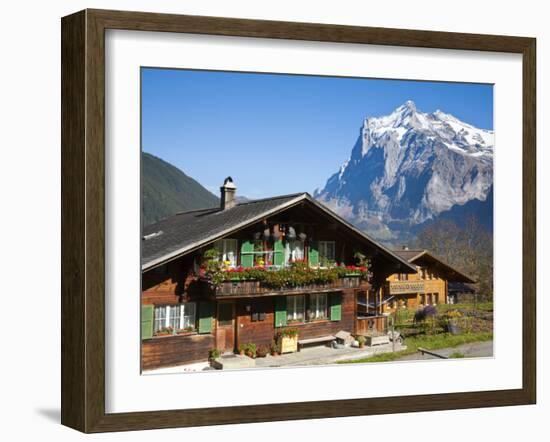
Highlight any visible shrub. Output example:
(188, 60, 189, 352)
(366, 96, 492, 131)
(356, 335, 367, 345)
(209, 348, 221, 359)
(243, 343, 257, 358)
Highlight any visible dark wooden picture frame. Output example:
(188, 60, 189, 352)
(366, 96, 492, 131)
(61, 9, 536, 433)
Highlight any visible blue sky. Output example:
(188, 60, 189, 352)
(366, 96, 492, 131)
(141, 68, 493, 199)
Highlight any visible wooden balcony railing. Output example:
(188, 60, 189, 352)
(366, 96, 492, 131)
(201, 275, 366, 297)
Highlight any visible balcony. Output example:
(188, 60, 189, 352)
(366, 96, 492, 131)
(200, 275, 367, 298)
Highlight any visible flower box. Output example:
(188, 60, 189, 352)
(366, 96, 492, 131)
(279, 335, 298, 353)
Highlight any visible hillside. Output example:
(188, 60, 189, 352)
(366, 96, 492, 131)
(142, 152, 219, 226)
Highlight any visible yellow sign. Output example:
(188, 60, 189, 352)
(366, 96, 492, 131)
(389, 281, 425, 294)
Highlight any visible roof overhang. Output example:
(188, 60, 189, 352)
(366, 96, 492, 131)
(408, 251, 476, 283)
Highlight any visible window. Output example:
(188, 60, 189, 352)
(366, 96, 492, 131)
(427, 293, 433, 305)
(285, 240, 304, 264)
(153, 305, 167, 333)
(420, 294, 426, 305)
(214, 239, 238, 267)
(433, 293, 439, 305)
(318, 241, 336, 265)
(309, 293, 328, 320)
(286, 295, 305, 322)
(153, 303, 196, 334)
(398, 273, 408, 281)
(420, 268, 427, 280)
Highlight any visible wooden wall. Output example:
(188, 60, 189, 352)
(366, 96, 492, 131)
(383, 263, 448, 313)
(235, 288, 357, 349)
(141, 334, 215, 370)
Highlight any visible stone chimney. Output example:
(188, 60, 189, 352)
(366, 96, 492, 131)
(402, 245, 409, 251)
(220, 176, 237, 210)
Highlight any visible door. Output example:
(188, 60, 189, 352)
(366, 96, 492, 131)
(216, 301, 235, 353)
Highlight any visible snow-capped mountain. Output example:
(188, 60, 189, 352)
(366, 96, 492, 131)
(314, 100, 493, 241)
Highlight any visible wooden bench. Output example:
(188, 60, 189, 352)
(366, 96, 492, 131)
(298, 335, 336, 351)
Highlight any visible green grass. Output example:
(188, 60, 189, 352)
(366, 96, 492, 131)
(437, 302, 493, 313)
(338, 331, 493, 364)
(449, 351, 465, 358)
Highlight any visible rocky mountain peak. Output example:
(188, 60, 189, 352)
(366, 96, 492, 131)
(314, 102, 494, 242)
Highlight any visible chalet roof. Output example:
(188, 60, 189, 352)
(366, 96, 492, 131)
(142, 192, 416, 273)
(393, 249, 476, 284)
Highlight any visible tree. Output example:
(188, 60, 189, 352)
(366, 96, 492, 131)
(414, 217, 493, 300)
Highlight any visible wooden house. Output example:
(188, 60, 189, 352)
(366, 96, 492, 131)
(140, 178, 416, 370)
(378, 248, 475, 313)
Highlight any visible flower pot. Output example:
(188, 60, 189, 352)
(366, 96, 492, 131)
(239, 350, 245, 356)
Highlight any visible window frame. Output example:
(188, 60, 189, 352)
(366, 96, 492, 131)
(152, 303, 197, 335)
(308, 293, 328, 321)
(215, 238, 238, 268)
(286, 295, 305, 323)
(318, 240, 336, 266)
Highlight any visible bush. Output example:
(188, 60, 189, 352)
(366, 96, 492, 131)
(243, 343, 257, 358)
(209, 348, 221, 359)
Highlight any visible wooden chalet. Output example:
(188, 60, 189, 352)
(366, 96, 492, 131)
(376, 248, 476, 313)
(141, 178, 416, 371)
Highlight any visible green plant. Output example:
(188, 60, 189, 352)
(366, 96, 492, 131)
(353, 251, 371, 268)
(243, 343, 257, 358)
(209, 348, 221, 359)
(270, 339, 280, 354)
(356, 335, 367, 346)
(200, 260, 371, 288)
(155, 326, 174, 335)
(278, 328, 299, 338)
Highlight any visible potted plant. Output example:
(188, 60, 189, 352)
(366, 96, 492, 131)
(209, 348, 221, 360)
(356, 335, 367, 348)
(176, 326, 195, 335)
(256, 345, 268, 358)
(244, 343, 257, 359)
(238, 344, 247, 356)
(270, 339, 280, 356)
(155, 326, 174, 337)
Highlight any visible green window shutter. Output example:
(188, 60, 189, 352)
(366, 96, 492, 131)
(309, 240, 319, 266)
(274, 296, 287, 327)
(141, 305, 154, 340)
(329, 293, 342, 321)
(240, 240, 254, 268)
(274, 239, 285, 267)
(198, 301, 214, 334)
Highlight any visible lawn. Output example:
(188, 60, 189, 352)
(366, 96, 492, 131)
(338, 331, 493, 364)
